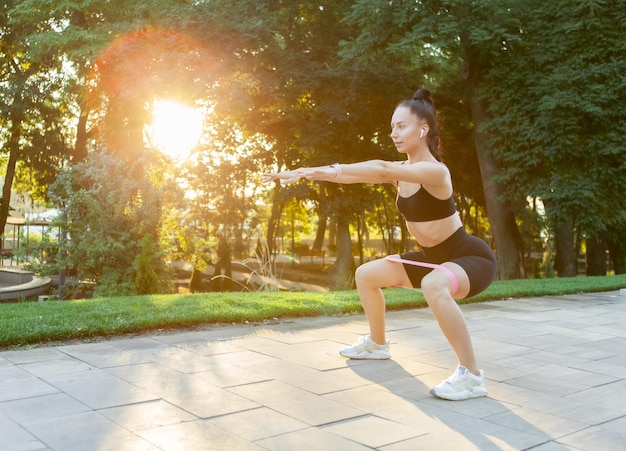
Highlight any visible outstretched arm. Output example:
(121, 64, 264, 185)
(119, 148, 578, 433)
(300, 161, 394, 184)
(264, 159, 450, 188)
(263, 160, 398, 185)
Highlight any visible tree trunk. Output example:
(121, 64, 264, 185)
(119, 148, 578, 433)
(606, 220, 626, 275)
(585, 232, 607, 276)
(265, 192, 283, 255)
(312, 199, 328, 252)
(329, 214, 354, 290)
(73, 107, 90, 162)
(553, 215, 577, 277)
(328, 220, 336, 252)
(0, 107, 24, 234)
(465, 67, 524, 280)
(0, 152, 17, 235)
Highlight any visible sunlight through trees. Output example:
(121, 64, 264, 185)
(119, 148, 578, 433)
(1, 0, 624, 297)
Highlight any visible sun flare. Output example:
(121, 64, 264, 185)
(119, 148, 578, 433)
(149, 100, 204, 160)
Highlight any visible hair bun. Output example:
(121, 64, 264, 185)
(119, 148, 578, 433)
(412, 88, 434, 106)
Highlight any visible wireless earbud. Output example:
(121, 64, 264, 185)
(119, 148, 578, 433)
(420, 129, 425, 138)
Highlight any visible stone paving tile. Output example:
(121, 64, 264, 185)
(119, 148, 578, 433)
(503, 373, 591, 397)
(487, 379, 623, 426)
(137, 419, 263, 450)
(18, 356, 94, 379)
(1, 347, 68, 365)
(254, 327, 326, 345)
(565, 378, 626, 414)
(166, 338, 246, 356)
(45, 369, 158, 410)
(228, 379, 364, 426)
(216, 349, 281, 368)
(558, 421, 626, 451)
(0, 366, 59, 403)
(254, 426, 371, 451)
(244, 360, 361, 395)
(108, 337, 170, 352)
(104, 362, 185, 385)
(24, 410, 158, 451)
(58, 342, 155, 368)
(529, 443, 581, 451)
(342, 357, 443, 386)
(208, 407, 308, 441)
(0, 411, 47, 451)
(375, 400, 551, 451)
(324, 383, 423, 414)
(573, 357, 626, 379)
(190, 363, 272, 388)
(556, 368, 620, 387)
(321, 414, 426, 448)
(98, 399, 197, 431)
(135, 373, 261, 419)
(483, 406, 588, 440)
(286, 340, 356, 371)
(0, 393, 90, 427)
(150, 330, 225, 347)
(1, 291, 625, 450)
(139, 346, 229, 374)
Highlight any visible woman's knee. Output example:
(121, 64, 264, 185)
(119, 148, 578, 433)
(355, 261, 377, 288)
(355, 259, 405, 289)
(421, 271, 454, 302)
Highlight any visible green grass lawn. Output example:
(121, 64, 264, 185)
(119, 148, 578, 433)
(1, 274, 625, 349)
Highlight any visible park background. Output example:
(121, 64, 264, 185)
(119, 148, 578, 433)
(1, 0, 625, 300)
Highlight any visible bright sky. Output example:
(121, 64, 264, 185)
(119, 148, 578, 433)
(148, 100, 204, 160)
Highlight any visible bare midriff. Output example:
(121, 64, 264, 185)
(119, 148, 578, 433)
(405, 212, 463, 248)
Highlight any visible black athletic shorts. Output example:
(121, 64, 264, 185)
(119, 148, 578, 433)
(400, 227, 497, 298)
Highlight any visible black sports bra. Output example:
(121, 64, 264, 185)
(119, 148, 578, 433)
(396, 186, 456, 222)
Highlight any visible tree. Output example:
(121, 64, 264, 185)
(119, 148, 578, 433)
(0, 2, 73, 233)
(8, 0, 624, 295)
(49, 150, 177, 297)
(134, 233, 161, 295)
(181, 0, 412, 287)
(336, 0, 528, 279)
(485, 1, 626, 276)
(6, 0, 222, 295)
(606, 217, 626, 275)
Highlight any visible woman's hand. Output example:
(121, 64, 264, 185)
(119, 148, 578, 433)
(297, 166, 338, 181)
(262, 170, 302, 185)
(263, 164, 339, 185)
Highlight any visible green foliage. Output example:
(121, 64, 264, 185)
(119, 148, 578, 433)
(0, 1, 75, 227)
(484, 1, 626, 235)
(342, 0, 625, 276)
(48, 150, 175, 297)
(134, 234, 160, 295)
(188, 267, 204, 293)
(3, 0, 625, 292)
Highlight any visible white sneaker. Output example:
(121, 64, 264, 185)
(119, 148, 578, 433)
(339, 335, 391, 359)
(429, 365, 488, 400)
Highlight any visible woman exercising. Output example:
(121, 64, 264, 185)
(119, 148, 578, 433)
(263, 88, 497, 400)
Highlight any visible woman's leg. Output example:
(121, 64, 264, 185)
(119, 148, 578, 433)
(419, 263, 480, 375)
(354, 257, 412, 345)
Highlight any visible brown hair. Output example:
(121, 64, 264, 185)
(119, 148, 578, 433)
(397, 88, 442, 161)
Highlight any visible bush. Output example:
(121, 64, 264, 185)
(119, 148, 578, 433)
(134, 234, 159, 295)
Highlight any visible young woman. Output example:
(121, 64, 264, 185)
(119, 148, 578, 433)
(263, 88, 497, 401)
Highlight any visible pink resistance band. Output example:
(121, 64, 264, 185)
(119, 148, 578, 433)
(385, 256, 459, 296)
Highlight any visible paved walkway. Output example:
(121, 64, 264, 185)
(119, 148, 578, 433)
(1, 291, 626, 450)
